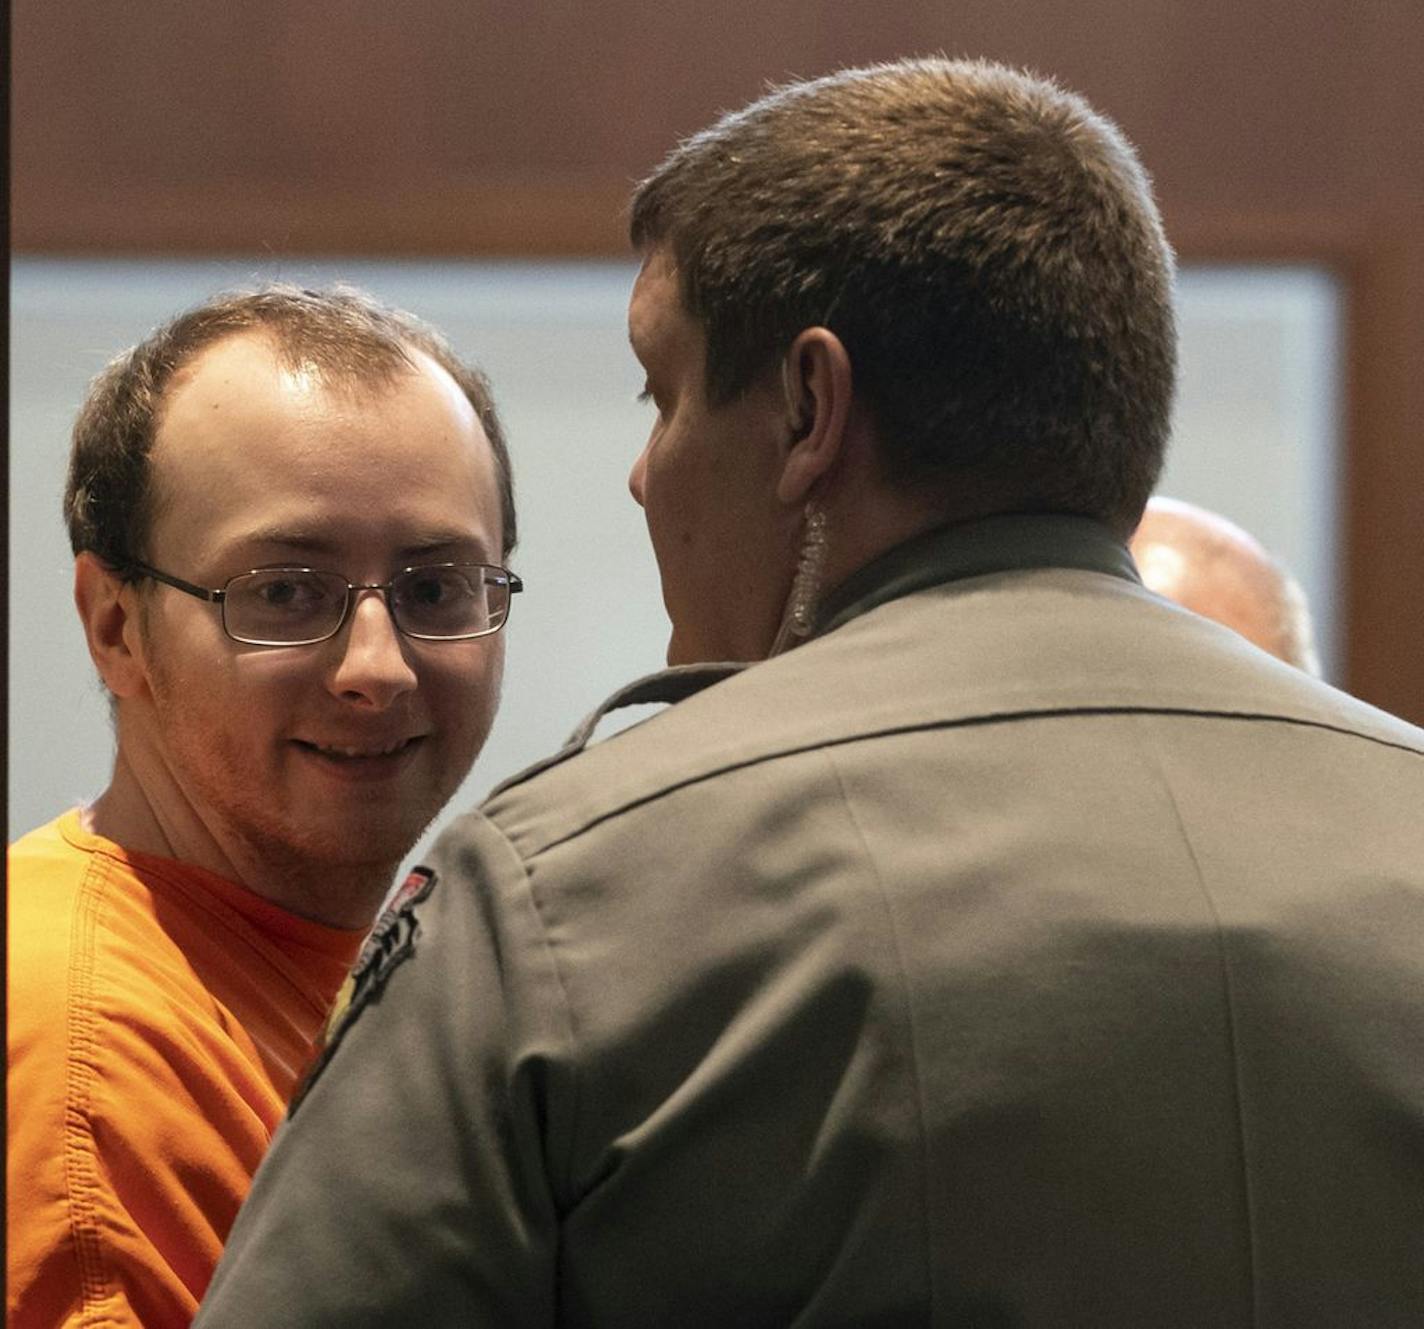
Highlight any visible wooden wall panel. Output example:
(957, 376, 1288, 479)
(15, 1, 1422, 253)
(13, 0, 1424, 721)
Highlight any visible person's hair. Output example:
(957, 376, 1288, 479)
(64, 283, 516, 570)
(630, 57, 1177, 531)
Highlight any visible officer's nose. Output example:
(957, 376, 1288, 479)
(629, 442, 649, 508)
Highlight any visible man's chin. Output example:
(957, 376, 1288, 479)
(269, 809, 435, 878)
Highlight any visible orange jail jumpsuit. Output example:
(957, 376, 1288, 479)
(7, 811, 364, 1328)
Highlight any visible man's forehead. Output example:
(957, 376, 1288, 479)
(628, 251, 695, 361)
(153, 333, 479, 455)
(146, 331, 488, 512)
(149, 334, 294, 481)
(163, 330, 413, 408)
(167, 330, 299, 394)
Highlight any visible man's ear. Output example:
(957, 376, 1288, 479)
(776, 327, 854, 507)
(74, 553, 149, 698)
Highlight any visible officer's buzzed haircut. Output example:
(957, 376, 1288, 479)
(65, 283, 517, 573)
(630, 57, 1177, 532)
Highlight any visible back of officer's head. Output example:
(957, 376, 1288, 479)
(631, 57, 1177, 535)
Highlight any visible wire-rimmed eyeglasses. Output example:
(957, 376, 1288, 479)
(122, 559, 523, 647)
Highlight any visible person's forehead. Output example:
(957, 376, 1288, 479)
(165, 329, 307, 403)
(628, 251, 696, 361)
(161, 329, 412, 415)
(145, 329, 498, 561)
(153, 331, 480, 458)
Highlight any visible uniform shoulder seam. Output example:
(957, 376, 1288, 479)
(496, 702, 1424, 863)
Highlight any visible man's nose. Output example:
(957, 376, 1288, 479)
(326, 589, 418, 709)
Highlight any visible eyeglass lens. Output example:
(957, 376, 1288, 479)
(223, 566, 511, 644)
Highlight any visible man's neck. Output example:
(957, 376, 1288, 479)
(87, 753, 387, 929)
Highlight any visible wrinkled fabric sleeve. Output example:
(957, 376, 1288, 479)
(196, 811, 570, 1327)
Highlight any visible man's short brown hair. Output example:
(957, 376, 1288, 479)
(630, 57, 1176, 532)
(64, 283, 517, 571)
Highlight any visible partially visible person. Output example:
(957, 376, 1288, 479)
(199, 61, 1424, 1328)
(7, 285, 520, 1327)
(1131, 495, 1321, 672)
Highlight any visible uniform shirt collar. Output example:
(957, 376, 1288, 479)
(815, 512, 1142, 639)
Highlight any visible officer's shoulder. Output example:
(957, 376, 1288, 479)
(487, 663, 744, 800)
(480, 657, 799, 856)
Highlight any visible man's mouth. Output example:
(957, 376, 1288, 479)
(295, 737, 420, 761)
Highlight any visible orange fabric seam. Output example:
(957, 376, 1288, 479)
(63, 855, 117, 1325)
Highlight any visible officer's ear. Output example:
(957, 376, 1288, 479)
(74, 553, 149, 698)
(776, 327, 854, 508)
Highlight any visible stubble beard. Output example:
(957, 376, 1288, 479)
(144, 652, 443, 925)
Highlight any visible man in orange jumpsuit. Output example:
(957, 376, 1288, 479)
(7, 284, 521, 1327)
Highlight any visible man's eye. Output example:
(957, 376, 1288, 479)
(408, 577, 450, 606)
(404, 571, 473, 607)
(254, 577, 323, 610)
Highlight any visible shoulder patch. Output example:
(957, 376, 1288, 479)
(288, 866, 438, 1117)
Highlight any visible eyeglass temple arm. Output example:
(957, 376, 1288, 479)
(122, 560, 226, 604)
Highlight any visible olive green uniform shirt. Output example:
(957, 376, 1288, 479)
(199, 515, 1424, 1327)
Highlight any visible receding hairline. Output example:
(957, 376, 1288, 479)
(147, 327, 487, 476)
(142, 329, 497, 549)
(158, 324, 426, 405)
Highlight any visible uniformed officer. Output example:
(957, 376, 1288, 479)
(200, 61, 1424, 1328)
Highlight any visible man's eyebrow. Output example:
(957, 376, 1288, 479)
(231, 531, 494, 563)
(236, 531, 339, 556)
(398, 535, 494, 562)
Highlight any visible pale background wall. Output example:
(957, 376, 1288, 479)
(8, 259, 1340, 868)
